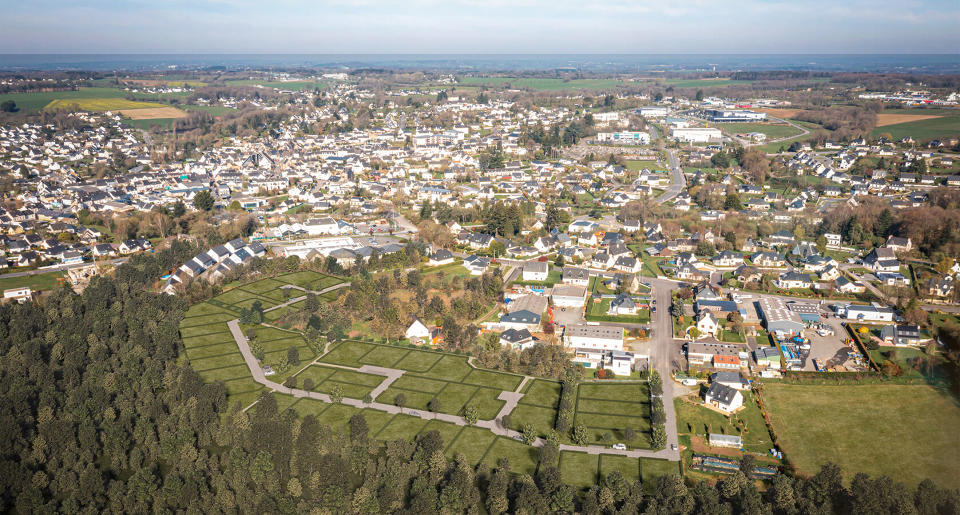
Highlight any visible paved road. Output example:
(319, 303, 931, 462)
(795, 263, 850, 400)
(0, 257, 128, 279)
(655, 149, 686, 204)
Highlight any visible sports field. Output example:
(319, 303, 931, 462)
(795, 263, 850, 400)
(717, 122, 804, 139)
(761, 383, 960, 489)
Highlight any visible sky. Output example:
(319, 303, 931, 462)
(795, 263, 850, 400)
(2, 0, 960, 54)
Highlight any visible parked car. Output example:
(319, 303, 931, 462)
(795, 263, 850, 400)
(612, 443, 627, 450)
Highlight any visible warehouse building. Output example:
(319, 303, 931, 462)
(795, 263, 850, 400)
(787, 302, 821, 323)
(670, 127, 722, 143)
(757, 297, 805, 337)
(703, 108, 767, 122)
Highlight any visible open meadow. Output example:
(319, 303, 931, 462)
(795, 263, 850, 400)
(761, 383, 960, 489)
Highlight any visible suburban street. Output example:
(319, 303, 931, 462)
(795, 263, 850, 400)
(655, 148, 686, 204)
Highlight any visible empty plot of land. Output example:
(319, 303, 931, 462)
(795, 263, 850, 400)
(762, 383, 960, 489)
(575, 383, 651, 448)
(45, 98, 168, 112)
(120, 106, 188, 119)
(875, 113, 942, 127)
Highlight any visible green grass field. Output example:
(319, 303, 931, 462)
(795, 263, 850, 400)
(45, 98, 168, 112)
(624, 160, 661, 171)
(662, 78, 754, 88)
(180, 104, 239, 116)
(123, 118, 177, 130)
(0, 87, 131, 113)
(320, 340, 522, 420)
(560, 451, 600, 489)
(717, 122, 804, 139)
(0, 270, 66, 293)
(575, 383, 651, 448)
(762, 384, 960, 489)
(225, 79, 328, 91)
(458, 77, 628, 91)
(872, 115, 960, 141)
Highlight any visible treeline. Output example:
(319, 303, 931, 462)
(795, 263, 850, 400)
(820, 194, 960, 258)
(832, 73, 960, 90)
(793, 103, 881, 141)
(731, 71, 833, 81)
(3, 250, 960, 512)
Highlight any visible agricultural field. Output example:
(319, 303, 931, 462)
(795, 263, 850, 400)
(662, 78, 754, 88)
(0, 87, 132, 113)
(574, 382, 652, 448)
(180, 104, 239, 116)
(716, 122, 804, 139)
(872, 113, 960, 140)
(225, 79, 328, 91)
(761, 383, 960, 489)
(458, 77, 628, 91)
(45, 98, 170, 112)
(120, 106, 186, 119)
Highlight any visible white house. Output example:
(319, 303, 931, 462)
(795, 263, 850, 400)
(429, 249, 455, 266)
(695, 309, 719, 338)
(405, 318, 431, 344)
(3, 287, 32, 303)
(522, 261, 549, 282)
(564, 324, 624, 351)
(703, 383, 743, 413)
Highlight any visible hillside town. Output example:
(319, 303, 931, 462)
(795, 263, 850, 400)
(2, 64, 960, 510)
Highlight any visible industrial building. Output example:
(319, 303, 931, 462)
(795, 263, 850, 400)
(841, 304, 896, 322)
(637, 106, 669, 118)
(757, 297, 805, 337)
(670, 127, 722, 143)
(596, 131, 650, 144)
(550, 285, 588, 308)
(787, 302, 821, 323)
(703, 108, 767, 122)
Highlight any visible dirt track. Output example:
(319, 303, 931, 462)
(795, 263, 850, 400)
(119, 107, 187, 119)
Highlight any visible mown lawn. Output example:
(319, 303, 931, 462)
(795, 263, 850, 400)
(674, 392, 773, 453)
(762, 383, 960, 489)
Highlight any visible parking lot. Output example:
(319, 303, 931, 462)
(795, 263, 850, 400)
(802, 313, 847, 371)
(553, 305, 585, 327)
